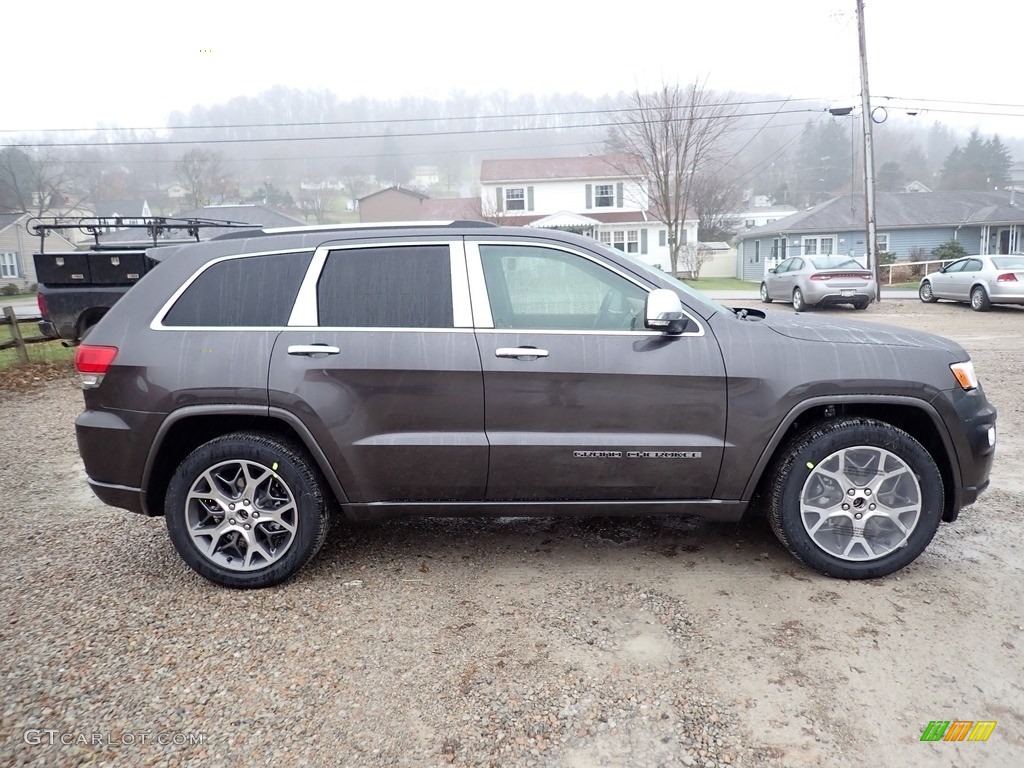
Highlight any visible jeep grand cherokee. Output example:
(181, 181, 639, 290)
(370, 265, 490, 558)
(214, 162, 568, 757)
(73, 222, 997, 588)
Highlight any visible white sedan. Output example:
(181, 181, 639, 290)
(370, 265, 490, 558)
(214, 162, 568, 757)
(919, 255, 1024, 311)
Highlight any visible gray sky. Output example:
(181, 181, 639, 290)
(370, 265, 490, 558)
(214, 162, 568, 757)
(5, 0, 1022, 134)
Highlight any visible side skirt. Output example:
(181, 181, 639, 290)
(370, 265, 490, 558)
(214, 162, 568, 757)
(341, 499, 748, 523)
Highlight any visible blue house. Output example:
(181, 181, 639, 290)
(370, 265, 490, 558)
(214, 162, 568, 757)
(735, 190, 1024, 281)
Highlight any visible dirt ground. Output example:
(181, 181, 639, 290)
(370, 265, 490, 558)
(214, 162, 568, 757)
(1, 300, 1022, 767)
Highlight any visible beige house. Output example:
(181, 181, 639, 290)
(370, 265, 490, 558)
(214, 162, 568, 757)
(0, 213, 74, 290)
(357, 187, 429, 222)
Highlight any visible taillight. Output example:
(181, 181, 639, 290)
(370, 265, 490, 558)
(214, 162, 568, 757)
(997, 273, 1018, 283)
(37, 292, 48, 318)
(74, 344, 118, 389)
(809, 273, 827, 281)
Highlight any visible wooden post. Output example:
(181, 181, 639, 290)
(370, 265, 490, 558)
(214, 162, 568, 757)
(3, 306, 29, 364)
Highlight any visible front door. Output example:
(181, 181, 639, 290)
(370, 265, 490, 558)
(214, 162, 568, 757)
(468, 241, 727, 501)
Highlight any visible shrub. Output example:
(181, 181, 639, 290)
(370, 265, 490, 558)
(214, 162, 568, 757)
(932, 239, 967, 261)
(1, 283, 20, 296)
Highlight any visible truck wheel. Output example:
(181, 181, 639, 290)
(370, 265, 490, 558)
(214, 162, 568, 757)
(766, 418, 943, 579)
(165, 432, 331, 589)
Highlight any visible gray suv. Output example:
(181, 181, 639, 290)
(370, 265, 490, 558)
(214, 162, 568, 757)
(74, 222, 997, 588)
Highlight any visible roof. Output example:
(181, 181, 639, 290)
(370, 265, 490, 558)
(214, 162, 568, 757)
(480, 154, 642, 183)
(528, 211, 603, 229)
(97, 204, 303, 244)
(0, 212, 27, 233)
(736, 190, 1024, 239)
(358, 186, 429, 203)
(418, 197, 482, 220)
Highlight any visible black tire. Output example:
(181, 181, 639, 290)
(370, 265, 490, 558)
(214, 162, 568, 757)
(766, 418, 943, 579)
(792, 287, 807, 312)
(970, 285, 991, 312)
(918, 280, 937, 304)
(760, 282, 773, 303)
(165, 432, 331, 588)
(854, 300, 869, 310)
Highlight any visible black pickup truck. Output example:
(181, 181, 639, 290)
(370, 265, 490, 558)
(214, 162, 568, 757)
(32, 217, 259, 341)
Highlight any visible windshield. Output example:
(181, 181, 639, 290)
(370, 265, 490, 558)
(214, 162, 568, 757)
(991, 256, 1024, 269)
(594, 243, 729, 314)
(809, 256, 865, 270)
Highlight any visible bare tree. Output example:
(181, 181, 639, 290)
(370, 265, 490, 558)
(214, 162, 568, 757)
(338, 166, 371, 211)
(692, 172, 740, 242)
(0, 147, 83, 216)
(608, 79, 742, 275)
(298, 183, 338, 224)
(679, 243, 715, 280)
(175, 149, 227, 209)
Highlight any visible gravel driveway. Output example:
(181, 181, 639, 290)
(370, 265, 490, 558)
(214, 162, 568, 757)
(2, 300, 1022, 767)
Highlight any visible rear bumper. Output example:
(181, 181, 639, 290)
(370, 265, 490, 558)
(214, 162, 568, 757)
(87, 478, 146, 514)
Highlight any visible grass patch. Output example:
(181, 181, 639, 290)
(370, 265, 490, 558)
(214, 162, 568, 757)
(0, 320, 74, 370)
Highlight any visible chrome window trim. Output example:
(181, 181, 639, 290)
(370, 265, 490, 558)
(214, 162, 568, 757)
(464, 240, 705, 337)
(152, 247, 314, 331)
(288, 246, 330, 326)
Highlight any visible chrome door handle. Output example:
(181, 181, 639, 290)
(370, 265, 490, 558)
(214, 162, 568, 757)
(287, 344, 341, 357)
(495, 347, 549, 359)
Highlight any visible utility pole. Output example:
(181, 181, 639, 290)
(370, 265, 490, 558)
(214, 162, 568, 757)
(856, 0, 880, 301)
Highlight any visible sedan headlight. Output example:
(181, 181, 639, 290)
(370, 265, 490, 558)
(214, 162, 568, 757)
(950, 361, 979, 391)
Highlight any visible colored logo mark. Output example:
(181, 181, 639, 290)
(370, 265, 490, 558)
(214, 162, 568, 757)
(920, 720, 996, 742)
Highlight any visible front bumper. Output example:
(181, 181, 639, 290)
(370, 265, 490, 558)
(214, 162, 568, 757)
(934, 386, 997, 522)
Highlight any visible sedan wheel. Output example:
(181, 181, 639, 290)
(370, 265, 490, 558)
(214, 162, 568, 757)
(792, 288, 807, 312)
(970, 285, 991, 312)
(760, 282, 772, 304)
(165, 432, 331, 588)
(767, 418, 943, 579)
(919, 281, 937, 303)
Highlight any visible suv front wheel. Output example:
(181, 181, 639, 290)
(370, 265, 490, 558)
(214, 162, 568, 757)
(766, 418, 943, 579)
(165, 432, 331, 588)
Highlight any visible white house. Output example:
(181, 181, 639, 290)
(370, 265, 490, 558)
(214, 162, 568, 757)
(478, 155, 698, 273)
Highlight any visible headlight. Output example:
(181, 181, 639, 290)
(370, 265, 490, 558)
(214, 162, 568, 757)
(950, 361, 978, 391)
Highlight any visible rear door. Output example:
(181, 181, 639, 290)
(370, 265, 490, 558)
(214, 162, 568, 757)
(468, 240, 727, 501)
(268, 240, 486, 502)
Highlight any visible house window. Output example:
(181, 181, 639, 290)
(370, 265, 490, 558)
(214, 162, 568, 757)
(875, 233, 890, 253)
(754, 241, 760, 263)
(594, 184, 614, 208)
(607, 229, 639, 253)
(0, 253, 18, 279)
(745, 219, 755, 228)
(659, 230, 666, 247)
(505, 187, 525, 211)
(801, 236, 837, 257)
(598, 231, 611, 246)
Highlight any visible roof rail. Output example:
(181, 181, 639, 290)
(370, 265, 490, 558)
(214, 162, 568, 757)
(259, 219, 497, 235)
(27, 215, 259, 251)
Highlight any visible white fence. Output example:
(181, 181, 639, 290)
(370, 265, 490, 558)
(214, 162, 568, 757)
(878, 258, 956, 285)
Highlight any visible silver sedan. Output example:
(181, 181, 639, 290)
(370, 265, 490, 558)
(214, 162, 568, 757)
(919, 255, 1024, 311)
(761, 256, 877, 311)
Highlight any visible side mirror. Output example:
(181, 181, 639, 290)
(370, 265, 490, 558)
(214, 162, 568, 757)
(768, 268, 777, 274)
(644, 289, 688, 335)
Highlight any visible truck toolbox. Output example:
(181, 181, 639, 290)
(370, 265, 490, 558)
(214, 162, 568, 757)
(34, 252, 92, 285)
(88, 250, 149, 284)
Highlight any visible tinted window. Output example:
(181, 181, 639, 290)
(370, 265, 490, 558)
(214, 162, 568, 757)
(163, 252, 313, 327)
(943, 260, 966, 273)
(317, 245, 452, 328)
(963, 259, 983, 273)
(991, 257, 1024, 269)
(480, 244, 647, 331)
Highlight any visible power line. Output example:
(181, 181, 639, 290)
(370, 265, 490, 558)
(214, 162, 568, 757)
(0, 97, 826, 135)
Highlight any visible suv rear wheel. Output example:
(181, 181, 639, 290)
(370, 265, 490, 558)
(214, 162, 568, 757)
(766, 418, 942, 579)
(165, 432, 331, 588)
